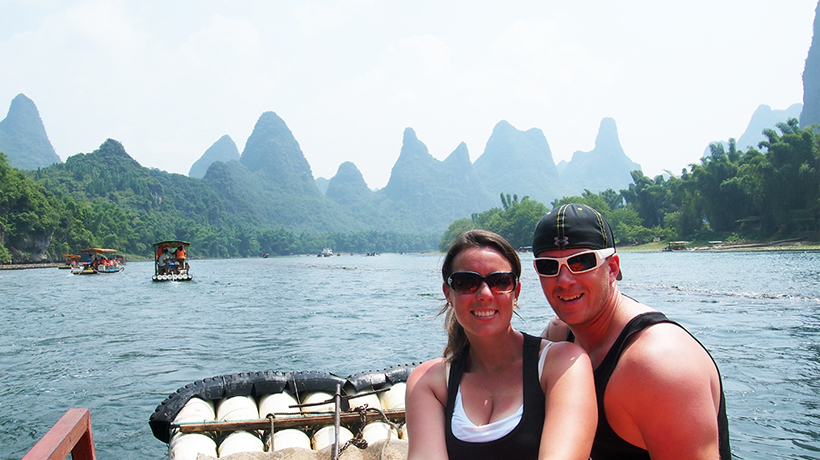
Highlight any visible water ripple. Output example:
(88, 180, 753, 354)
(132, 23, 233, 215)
(1, 253, 819, 459)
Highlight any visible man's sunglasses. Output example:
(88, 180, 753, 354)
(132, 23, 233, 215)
(533, 248, 615, 277)
(447, 271, 518, 294)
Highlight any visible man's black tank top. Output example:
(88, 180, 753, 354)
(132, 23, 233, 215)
(444, 332, 545, 460)
(590, 311, 731, 460)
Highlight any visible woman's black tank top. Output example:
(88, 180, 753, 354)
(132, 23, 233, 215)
(444, 332, 546, 460)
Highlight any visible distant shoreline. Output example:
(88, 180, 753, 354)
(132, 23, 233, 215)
(0, 262, 61, 270)
(3, 241, 819, 269)
(619, 239, 820, 252)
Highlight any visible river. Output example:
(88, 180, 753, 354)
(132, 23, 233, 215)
(1, 250, 818, 459)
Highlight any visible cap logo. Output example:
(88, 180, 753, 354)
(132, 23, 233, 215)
(554, 236, 569, 247)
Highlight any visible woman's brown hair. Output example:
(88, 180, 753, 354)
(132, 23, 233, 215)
(439, 229, 521, 361)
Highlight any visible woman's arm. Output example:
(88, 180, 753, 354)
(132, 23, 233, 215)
(405, 358, 450, 460)
(538, 341, 597, 460)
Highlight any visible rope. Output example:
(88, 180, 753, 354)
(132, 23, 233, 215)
(291, 373, 301, 405)
(365, 406, 402, 460)
(338, 405, 370, 454)
(266, 414, 275, 452)
(338, 404, 404, 460)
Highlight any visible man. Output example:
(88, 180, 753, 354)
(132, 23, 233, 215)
(175, 245, 186, 273)
(532, 203, 730, 460)
(158, 247, 170, 274)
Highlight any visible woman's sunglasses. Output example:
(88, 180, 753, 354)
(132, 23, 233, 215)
(533, 247, 615, 277)
(447, 271, 518, 294)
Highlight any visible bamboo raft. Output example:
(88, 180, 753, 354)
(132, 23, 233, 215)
(149, 364, 418, 460)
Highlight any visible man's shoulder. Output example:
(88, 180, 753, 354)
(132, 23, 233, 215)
(604, 314, 725, 459)
(613, 320, 716, 389)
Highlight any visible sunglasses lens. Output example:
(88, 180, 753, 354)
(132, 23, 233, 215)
(535, 251, 605, 277)
(535, 259, 560, 276)
(448, 272, 517, 294)
(568, 252, 599, 273)
(486, 273, 516, 293)
(449, 273, 481, 293)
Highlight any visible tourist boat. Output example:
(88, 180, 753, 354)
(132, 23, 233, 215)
(318, 248, 333, 257)
(58, 253, 80, 269)
(70, 248, 125, 275)
(148, 363, 416, 460)
(152, 240, 192, 281)
(663, 241, 689, 251)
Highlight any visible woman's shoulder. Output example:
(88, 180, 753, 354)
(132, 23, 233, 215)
(409, 357, 448, 384)
(544, 339, 588, 361)
(540, 340, 591, 384)
(407, 357, 449, 406)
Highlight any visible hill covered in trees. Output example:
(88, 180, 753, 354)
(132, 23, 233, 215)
(1, 115, 817, 264)
(0, 137, 438, 263)
(442, 119, 819, 252)
(1, 88, 818, 264)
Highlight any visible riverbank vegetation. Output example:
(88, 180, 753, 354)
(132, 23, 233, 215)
(440, 119, 819, 251)
(1, 120, 817, 264)
(0, 145, 438, 263)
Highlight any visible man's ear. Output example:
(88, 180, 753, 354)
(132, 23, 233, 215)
(608, 253, 621, 283)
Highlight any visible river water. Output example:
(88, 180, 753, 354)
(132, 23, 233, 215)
(1, 250, 818, 459)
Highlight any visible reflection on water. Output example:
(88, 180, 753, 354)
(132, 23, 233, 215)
(0, 250, 818, 459)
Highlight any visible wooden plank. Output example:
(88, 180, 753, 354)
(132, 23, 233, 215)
(22, 408, 96, 460)
(176, 409, 405, 434)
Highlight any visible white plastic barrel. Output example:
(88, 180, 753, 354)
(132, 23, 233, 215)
(218, 430, 264, 457)
(271, 428, 313, 451)
(300, 392, 334, 413)
(168, 433, 217, 460)
(346, 387, 382, 411)
(174, 397, 215, 423)
(361, 421, 399, 444)
(217, 395, 259, 421)
(311, 425, 354, 450)
(378, 382, 406, 410)
(258, 391, 300, 418)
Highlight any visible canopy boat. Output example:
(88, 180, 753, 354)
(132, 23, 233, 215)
(318, 248, 333, 257)
(153, 240, 192, 282)
(58, 253, 80, 269)
(70, 248, 125, 274)
(149, 363, 416, 460)
(663, 241, 690, 251)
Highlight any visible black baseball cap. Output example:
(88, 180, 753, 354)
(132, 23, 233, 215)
(532, 203, 622, 280)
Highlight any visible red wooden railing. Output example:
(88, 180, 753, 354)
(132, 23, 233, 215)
(22, 408, 96, 460)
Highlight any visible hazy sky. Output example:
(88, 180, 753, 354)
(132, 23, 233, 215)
(1, 0, 816, 189)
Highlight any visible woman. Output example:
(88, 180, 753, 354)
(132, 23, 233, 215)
(406, 229, 596, 460)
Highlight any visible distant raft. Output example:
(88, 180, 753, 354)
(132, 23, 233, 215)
(70, 248, 125, 275)
(152, 240, 192, 282)
(149, 364, 418, 460)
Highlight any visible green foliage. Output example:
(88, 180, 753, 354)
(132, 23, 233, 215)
(440, 117, 820, 247)
(5, 117, 819, 262)
(0, 152, 63, 261)
(439, 194, 547, 250)
(1, 139, 439, 262)
(0, 244, 10, 263)
(440, 218, 480, 252)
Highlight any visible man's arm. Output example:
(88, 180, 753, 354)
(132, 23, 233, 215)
(541, 315, 571, 342)
(605, 323, 724, 460)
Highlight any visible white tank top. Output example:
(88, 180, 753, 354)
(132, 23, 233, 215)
(451, 342, 551, 442)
